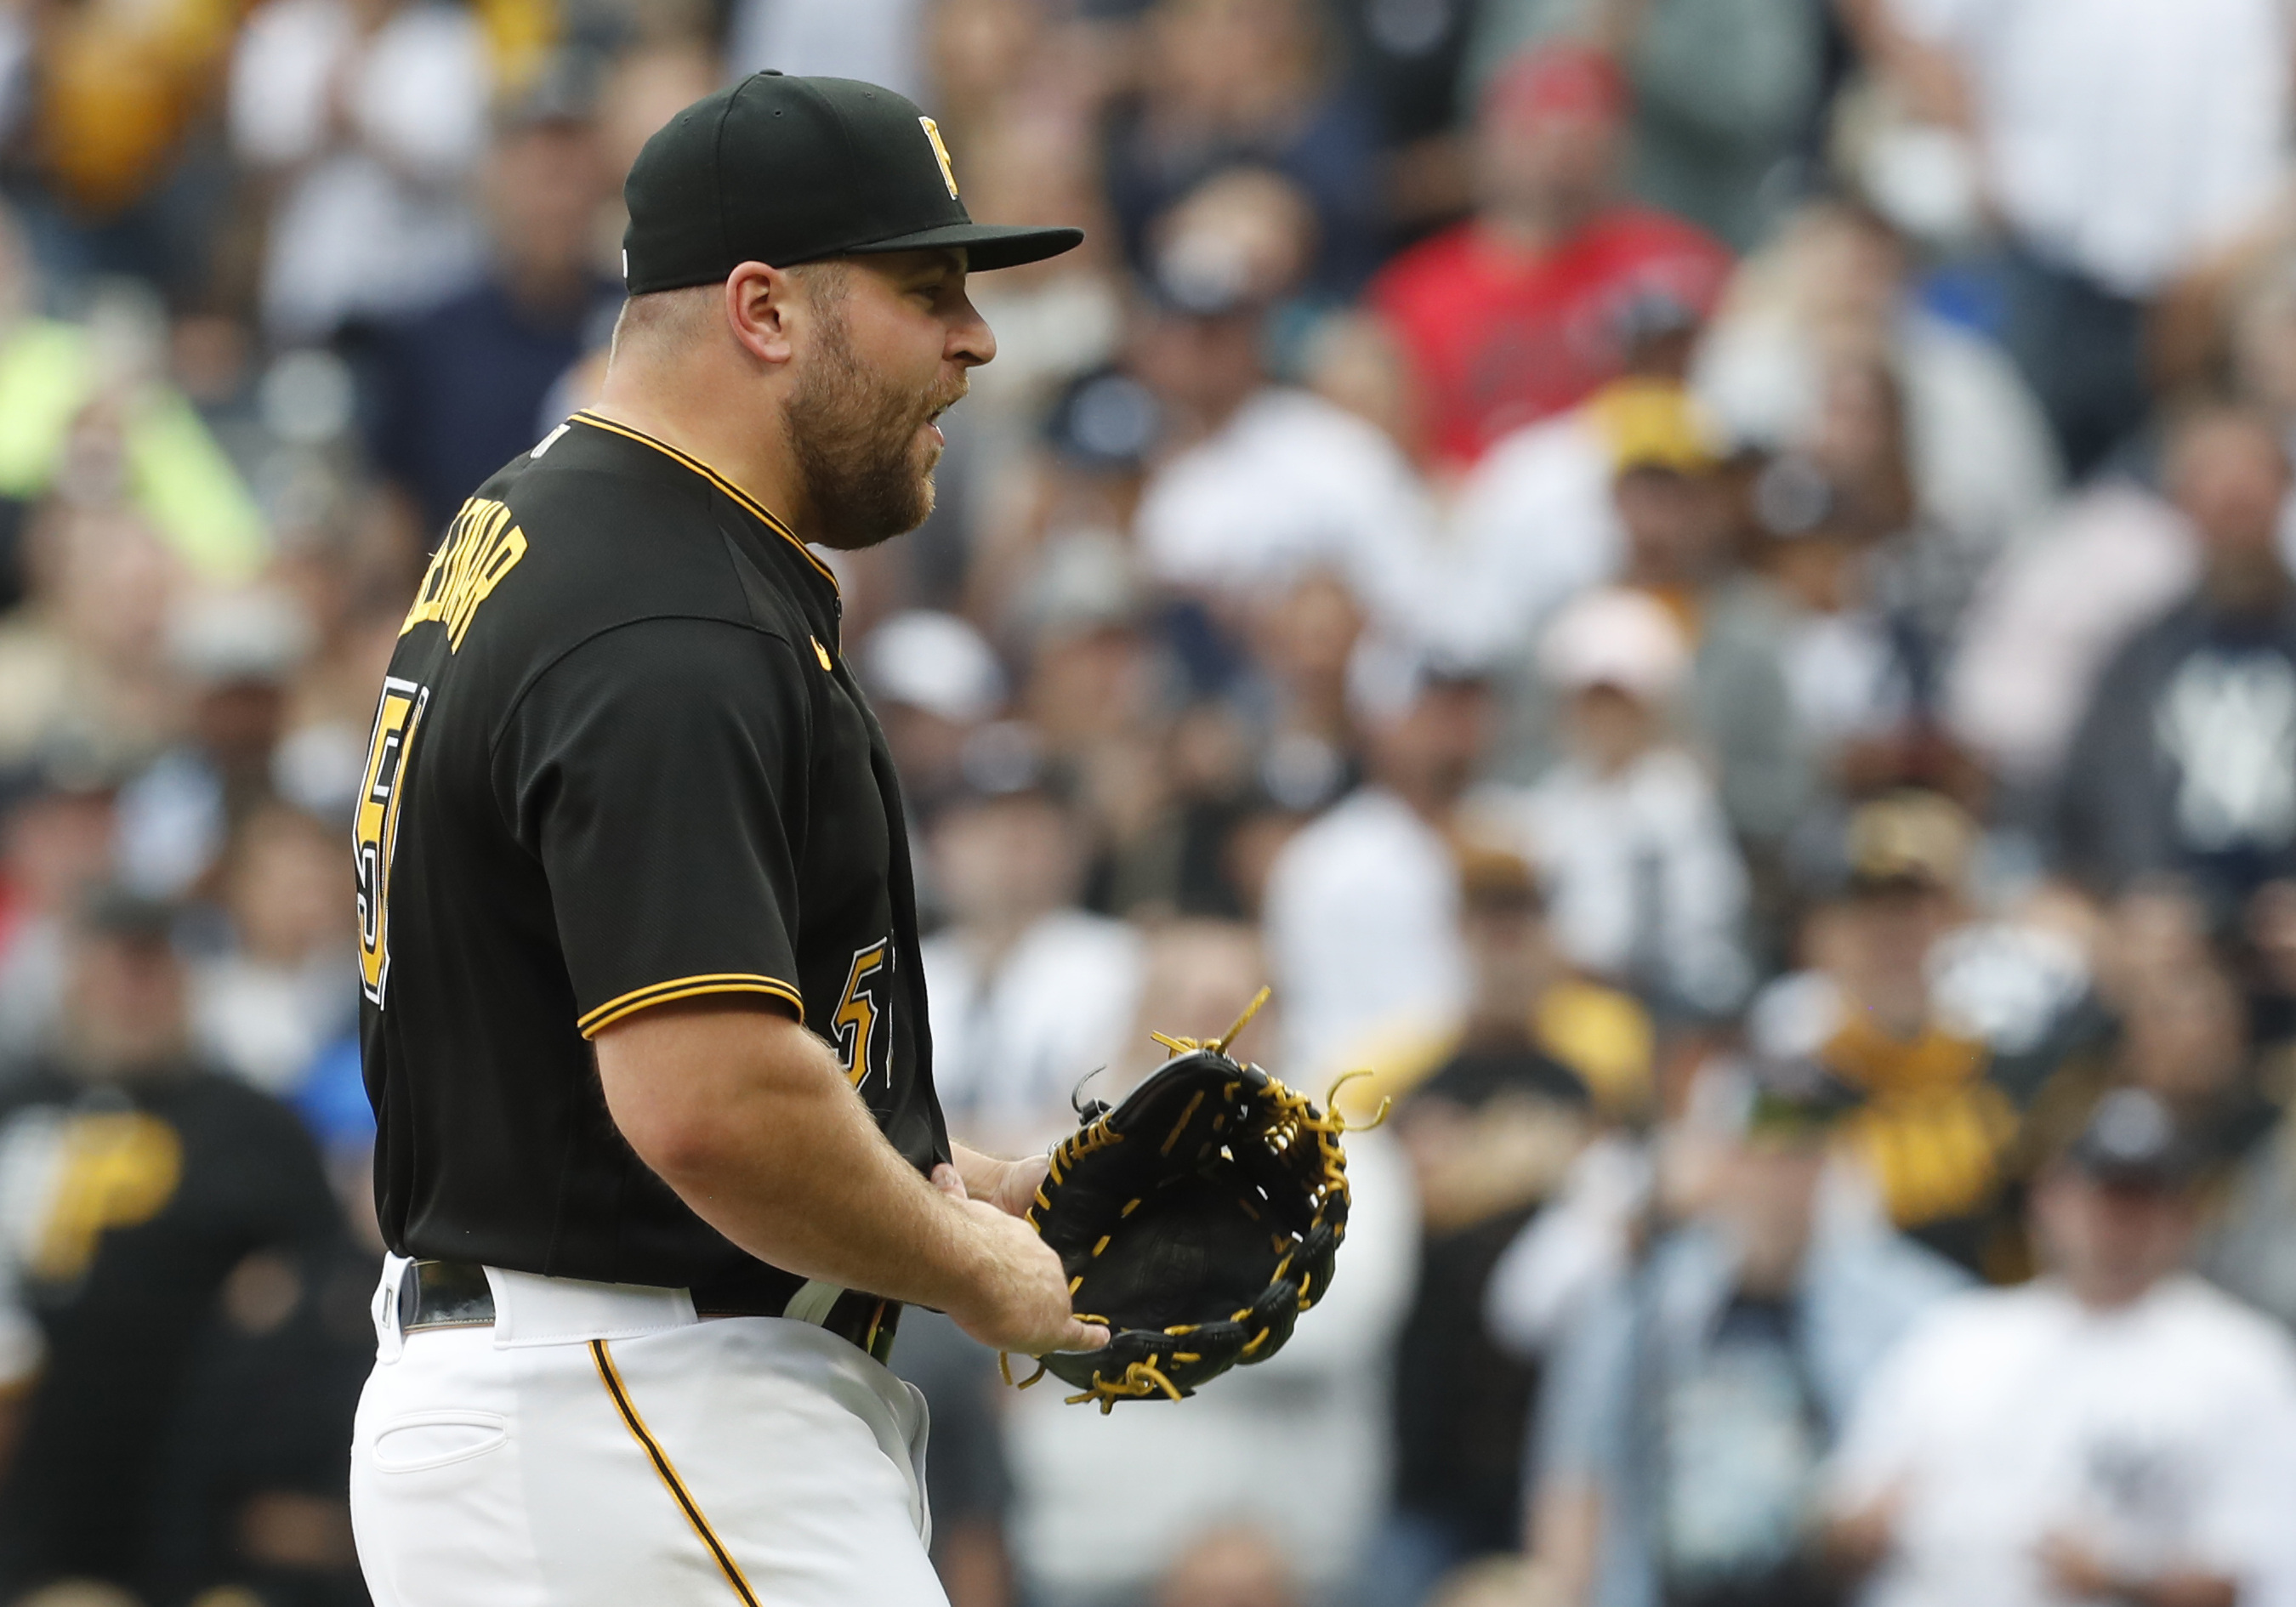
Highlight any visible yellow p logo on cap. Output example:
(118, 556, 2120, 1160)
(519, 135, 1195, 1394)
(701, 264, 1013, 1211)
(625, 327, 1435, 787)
(918, 116, 959, 199)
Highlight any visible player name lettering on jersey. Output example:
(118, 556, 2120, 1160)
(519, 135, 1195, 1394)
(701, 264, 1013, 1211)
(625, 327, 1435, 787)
(401, 497, 530, 650)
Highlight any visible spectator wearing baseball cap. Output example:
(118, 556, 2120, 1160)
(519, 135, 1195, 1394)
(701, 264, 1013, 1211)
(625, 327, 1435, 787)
(1379, 848, 1594, 1603)
(1367, 42, 1731, 468)
(861, 608, 1009, 827)
(1130, 169, 1441, 648)
(1827, 1088, 2296, 1607)
(1264, 637, 1495, 1080)
(1441, 374, 1805, 861)
(919, 763, 1144, 1161)
(1529, 1053, 1968, 1607)
(0, 887, 342, 1599)
(1480, 586, 1753, 1022)
(1747, 792, 2025, 1278)
(1605, 384, 1812, 856)
(1439, 362, 1714, 657)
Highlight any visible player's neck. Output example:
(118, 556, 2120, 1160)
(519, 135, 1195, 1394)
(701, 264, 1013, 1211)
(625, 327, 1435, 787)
(588, 376, 811, 540)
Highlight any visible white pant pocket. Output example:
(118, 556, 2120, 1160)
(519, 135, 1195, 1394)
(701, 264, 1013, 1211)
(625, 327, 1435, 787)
(371, 1410, 511, 1473)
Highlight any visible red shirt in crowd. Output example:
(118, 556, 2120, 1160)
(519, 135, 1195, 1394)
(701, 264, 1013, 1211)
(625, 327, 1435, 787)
(1370, 207, 1732, 468)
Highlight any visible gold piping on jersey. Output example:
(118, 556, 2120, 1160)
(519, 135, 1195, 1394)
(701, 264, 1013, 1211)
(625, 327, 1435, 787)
(577, 973, 805, 1038)
(589, 1340, 762, 1607)
(568, 412, 839, 593)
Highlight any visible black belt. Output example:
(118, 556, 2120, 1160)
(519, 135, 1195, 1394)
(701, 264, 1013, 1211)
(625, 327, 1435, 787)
(398, 1259, 902, 1363)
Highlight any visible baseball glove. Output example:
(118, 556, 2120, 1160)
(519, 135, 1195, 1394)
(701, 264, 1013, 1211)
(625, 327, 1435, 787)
(1008, 989, 1382, 1411)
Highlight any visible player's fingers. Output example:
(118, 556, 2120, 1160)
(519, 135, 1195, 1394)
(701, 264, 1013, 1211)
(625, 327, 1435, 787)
(1051, 1318, 1110, 1353)
(929, 1162, 969, 1201)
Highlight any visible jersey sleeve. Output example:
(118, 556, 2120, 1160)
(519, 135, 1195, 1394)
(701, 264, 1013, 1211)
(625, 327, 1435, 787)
(498, 617, 815, 1037)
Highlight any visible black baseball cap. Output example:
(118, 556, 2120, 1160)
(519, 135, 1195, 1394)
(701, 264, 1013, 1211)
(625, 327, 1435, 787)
(622, 72, 1083, 292)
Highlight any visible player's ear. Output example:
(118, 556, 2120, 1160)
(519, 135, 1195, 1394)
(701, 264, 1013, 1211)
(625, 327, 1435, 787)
(724, 261, 798, 369)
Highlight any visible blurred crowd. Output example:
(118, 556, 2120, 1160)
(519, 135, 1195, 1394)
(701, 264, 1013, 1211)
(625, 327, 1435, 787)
(5, 0, 2296, 1604)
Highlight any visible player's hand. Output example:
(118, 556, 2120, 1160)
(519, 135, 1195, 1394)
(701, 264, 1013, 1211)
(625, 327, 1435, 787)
(979, 1151, 1049, 1219)
(931, 1164, 1108, 1355)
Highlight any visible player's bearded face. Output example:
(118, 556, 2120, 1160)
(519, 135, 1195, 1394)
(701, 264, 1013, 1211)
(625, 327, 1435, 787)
(785, 295, 963, 550)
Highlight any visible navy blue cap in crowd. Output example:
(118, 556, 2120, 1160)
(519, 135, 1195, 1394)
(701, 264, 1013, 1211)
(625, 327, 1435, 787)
(1043, 369, 1163, 474)
(2066, 1088, 2199, 1190)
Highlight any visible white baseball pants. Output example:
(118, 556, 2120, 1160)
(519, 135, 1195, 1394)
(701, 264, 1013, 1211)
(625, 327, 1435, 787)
(350, 1255, 947, 1606)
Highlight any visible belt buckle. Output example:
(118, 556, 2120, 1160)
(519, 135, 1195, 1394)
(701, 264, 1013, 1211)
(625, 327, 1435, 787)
(404, 1260, 497, 1332)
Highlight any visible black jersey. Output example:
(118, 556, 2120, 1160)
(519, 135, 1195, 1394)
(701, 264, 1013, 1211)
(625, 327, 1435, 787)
(355, 411, 947, 1309)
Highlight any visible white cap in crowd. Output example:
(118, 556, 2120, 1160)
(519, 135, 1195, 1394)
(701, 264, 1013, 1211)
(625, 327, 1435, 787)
(862, 610, 1007, 725)
(1537, 586, 1690, 704)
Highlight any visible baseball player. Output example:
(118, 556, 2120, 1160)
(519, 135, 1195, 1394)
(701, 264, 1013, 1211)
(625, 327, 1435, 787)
(348, 72, 1106, 1605)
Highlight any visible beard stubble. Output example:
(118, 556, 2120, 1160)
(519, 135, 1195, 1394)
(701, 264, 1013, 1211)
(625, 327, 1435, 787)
(784, 301, 961, 551)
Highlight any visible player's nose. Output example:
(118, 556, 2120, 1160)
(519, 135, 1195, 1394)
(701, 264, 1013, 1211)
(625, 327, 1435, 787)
(947, 291, 996, 369)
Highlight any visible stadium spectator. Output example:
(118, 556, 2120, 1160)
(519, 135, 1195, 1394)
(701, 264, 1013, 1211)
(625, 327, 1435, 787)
(1852, 0, 2291, 478)
(1600, 384, 1804, 849)
(1379, 849, 1593, 1605)
(1943, 479, 2194, 807)
(923, 775, 1145, 1156)
(1155, 1525, 1304, 1607)
(1826, 1089, 2296, 1607)
(1695, 200, 2060, 592)
(0, 890, 339, 1599)
(2056, 405, 2296, 919)
(1531, 1056, 1968, 1607)
(1748, 792, 2017, 1276)
(863, 610, 1010, 833)
(0, 218, 270, 592)
(1441, 357, 1713, 667)
(364, 63, 623, 537)
(229, 0, 492, 344)
(2017, 945, 2279, 1203)
(1463, 0, 1825, 252)
(111, 587, 311, 900)
(0, 757, 120, 1065)
(0, 505, 179, 778)
(190, 803, 356, 1098)
(142, 1231, 378, 1605)
(1488, 586, 1753, 1019)
(966, 367, 1162, 646)
(1131, 170, 1437, 638)
(1445, 373, 1806, 851)
(6, 0, 242, 297)
(1263, 639, 1490, 1078)
(1752, 454, 1930, 803)
(1367, 41, 1731, 468)
(1104, 0, 1384, 298)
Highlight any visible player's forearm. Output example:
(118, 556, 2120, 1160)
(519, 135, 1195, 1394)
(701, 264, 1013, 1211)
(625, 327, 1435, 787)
(595, 1002, 991, 1310)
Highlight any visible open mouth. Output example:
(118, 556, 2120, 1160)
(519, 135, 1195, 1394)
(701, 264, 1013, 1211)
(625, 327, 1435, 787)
(924, 395, 961, 447)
